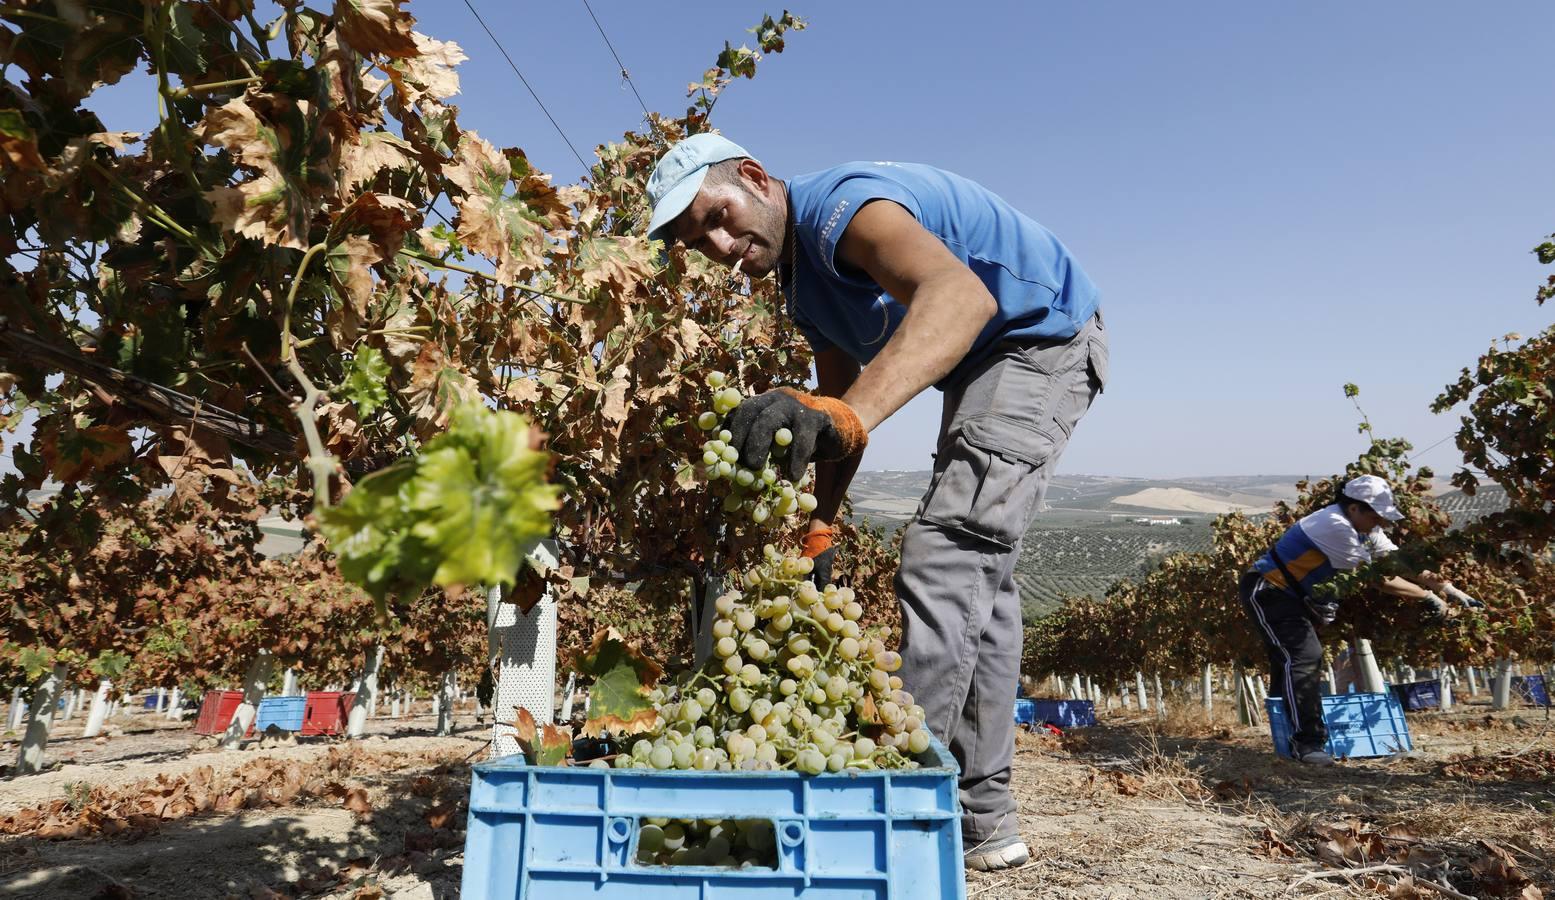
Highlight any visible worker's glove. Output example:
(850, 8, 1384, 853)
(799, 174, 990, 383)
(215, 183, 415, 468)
(726, 388, 868, 482)
(1442, 584, 1485, 609)
(1420, 591, 1451, 620)
(801, 526, 838, 589)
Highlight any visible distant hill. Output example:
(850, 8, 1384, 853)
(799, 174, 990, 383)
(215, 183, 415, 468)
(847, 473, 1512, 622)
(848, 471, 1307, 526)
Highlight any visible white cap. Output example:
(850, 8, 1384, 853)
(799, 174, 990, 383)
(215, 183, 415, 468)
(1341, 475, 1403, 521)
(645, 133, 752, 244)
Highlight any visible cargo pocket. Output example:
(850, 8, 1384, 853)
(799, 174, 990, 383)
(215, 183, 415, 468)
(1087, 333, 1109, 394)
(919, 415, 1055, 549)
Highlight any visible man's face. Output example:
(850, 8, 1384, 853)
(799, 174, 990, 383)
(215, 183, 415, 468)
(1343, 503, 1389, 532)
(670, 169, 785, 277)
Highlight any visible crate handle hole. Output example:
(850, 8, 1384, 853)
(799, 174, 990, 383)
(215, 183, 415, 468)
(633, 818, 779, 869)
(608, 817, 631, 843)
(780, 820, 805, 847)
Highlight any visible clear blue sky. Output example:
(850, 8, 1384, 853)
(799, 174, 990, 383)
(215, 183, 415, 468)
(55, 1, 1555, 479)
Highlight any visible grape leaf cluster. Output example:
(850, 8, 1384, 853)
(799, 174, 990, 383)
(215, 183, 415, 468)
(318, 403, 560, 602)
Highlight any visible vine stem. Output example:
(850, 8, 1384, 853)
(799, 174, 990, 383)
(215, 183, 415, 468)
(87, 160, 203, 247)
(168, 76, 262, 98)
(279, 242, 337, 512)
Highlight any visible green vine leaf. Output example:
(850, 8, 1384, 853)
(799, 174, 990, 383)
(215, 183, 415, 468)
(572, 627, 664, 738)
(338, 346, 390, 418)
(318, 403, 559, 600)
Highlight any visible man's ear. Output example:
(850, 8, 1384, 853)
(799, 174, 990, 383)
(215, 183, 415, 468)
(736, 158, 770, 194)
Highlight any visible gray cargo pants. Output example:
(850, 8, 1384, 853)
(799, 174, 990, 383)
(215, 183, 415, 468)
(896, 311, 1107, 846)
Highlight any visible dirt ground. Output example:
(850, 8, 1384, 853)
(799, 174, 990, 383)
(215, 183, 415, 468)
(2, 697, 1550, 899)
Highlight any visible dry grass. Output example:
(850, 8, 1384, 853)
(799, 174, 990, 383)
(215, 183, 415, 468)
(995, 700, 1555, 897)
(1110, 728, 1217, 804)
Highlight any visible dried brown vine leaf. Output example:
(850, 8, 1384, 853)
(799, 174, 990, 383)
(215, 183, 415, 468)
(1470, 840, 1542, 898)
(39, 423, 131, 482)
(444, 135, 548, 285)
(333, 0, 420, 59)
(200, 99, 275, 170)
(341, 131, 418, 190)
(405, 344, 479, 433)
(600, 366, 632, 427)
(206, 172, 310, 250)
(327, 234, 383, 320)
(0, 110, 47, 170)
(386, 34, 467, 104)
(573, 234, 658, 294)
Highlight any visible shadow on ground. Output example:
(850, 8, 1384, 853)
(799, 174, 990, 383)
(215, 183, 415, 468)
(0, 755, 470, 899)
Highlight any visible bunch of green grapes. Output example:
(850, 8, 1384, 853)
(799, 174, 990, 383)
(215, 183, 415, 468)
(692, 372, 818, 526)
(615, 544, 932, 778)
(634, 817, 776, 868)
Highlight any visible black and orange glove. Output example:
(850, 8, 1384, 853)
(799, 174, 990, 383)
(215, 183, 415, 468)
(801, 526, 838, 589)
(726, 388, 868, 481)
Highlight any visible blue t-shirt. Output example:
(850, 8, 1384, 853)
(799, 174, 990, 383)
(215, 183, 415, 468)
(783, 161, 1099, 387)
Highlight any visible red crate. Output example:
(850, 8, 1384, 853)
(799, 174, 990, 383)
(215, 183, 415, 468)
(301, 691, 356, 736)
(193, 690, 245, 735)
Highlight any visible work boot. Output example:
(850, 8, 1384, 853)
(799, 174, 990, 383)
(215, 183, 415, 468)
(1293, 745, 1335, 766)
(964, 834, 1030, 871)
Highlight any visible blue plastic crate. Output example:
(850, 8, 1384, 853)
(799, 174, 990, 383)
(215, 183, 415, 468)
(1014, 699, 1095, 729)
(254, 696, 306, 732)
(1513, 674, 1551, 707)
(1265, 692, 1412, 760)
(461, 736, 965, 900)
(1389, 680, 1441, 711)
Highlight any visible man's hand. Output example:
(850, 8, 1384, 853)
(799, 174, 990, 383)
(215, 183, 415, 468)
(801, 526, 838, 589)
(1441, 584, 1485, 609)
(1420, 591, 1450, 620)
(727, 388, 867, 482)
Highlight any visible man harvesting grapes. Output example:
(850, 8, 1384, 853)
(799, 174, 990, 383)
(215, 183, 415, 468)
(646, 134, 1107, 871)
(1240, 475, 1482, 766)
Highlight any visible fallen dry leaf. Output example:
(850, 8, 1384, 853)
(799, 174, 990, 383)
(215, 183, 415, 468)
(1258, 827, 1296, 858)
(343, 787, 373, 816)
(1386, 875, 1432, 899)
(424, 801, 457, 830)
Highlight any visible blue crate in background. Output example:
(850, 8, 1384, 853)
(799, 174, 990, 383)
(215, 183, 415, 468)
(254, 696, 306, 732)
(1265, 692, 1412, 760)
(1513, 674, 1551, 707)
(461, 736, 965, 900)
(1389, 680, 1441, 711)
(1014, 698, 1095, 729)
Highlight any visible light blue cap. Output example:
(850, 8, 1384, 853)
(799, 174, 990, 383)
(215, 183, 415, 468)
(646, 133, 751, 244)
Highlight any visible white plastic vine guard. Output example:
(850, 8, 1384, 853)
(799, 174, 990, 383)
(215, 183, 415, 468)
(490, 540, 559, 758)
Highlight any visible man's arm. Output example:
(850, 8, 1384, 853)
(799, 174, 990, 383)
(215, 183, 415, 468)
(1379, 576, 1434, 600)
(833, 200, 998, 431)
(808, 347, 862, 532)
